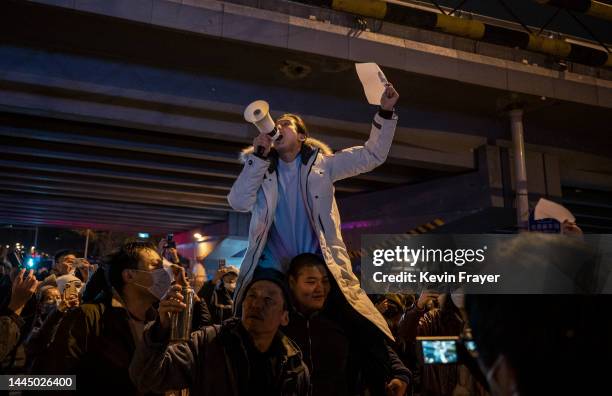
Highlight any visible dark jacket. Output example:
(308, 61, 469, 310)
(24, 306, 67, 369)
(399, 302, 464, 396)
(284, 310, 350, 395)
(0, 309, 24, 364)
(130, 318, 310, 396)
(31, 290, 211, 395)
(284, 291, 411, 396)
(199, 281, 234, 324)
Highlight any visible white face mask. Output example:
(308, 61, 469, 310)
(131, 268, 171, 300)
(450, 293, 465, 309)
(223, 280, 237, 293)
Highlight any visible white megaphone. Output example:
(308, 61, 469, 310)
(244, 100, 281, 157)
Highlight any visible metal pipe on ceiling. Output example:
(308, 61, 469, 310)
(298, 0, 611, 67)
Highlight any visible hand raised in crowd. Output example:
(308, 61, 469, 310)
(562, 220, 583, 237)
(168, 264, 186, 284)
(76, 259, 94, 282)
(8, 269, 39, 315)
(380, 83, 399, 111)
(386, 377, 408, 396)
(57, 257, 75, 276)
(166, 248, 180, 265)
(158, 285, 187, 330)
(253, 133, 273, 158)
(58, 292, 80, 312)
(212, 267, 229, 285)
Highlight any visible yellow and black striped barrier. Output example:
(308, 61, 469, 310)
(348, 218, 445, 259)
(407, 218, 445, 235)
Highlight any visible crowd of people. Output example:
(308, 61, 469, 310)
(1, 82, 610, 396)
(2, 235, 609, 396)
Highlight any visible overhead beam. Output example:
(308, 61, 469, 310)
(0, 171, 230, 200)
(0, 140, 241, 180)
(0, 215, 183, 233)
(0, 194, 227, 221)
(0, 157, 233, 190)
(0, 115, 242, 164)
(0, 176, 231, 205)
(0, 72, 477, 172)
(0, 186, 231, 212)
(0, 204, 202, 229)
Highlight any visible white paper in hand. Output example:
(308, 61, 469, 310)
(534, 198, 575, 223)
(355, 63, 388, 105)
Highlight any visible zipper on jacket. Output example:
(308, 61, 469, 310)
(317, 215, 326, 235)
(303, 151, 318, 233)
(306, 318, 314, 376)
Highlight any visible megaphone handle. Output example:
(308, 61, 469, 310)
(256, 145, 266, 158)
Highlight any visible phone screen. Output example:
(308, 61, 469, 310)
(464, 340, 477, 352)
(421, 340, 458, 364)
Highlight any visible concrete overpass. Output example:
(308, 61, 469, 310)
(0, 0, 610, 236)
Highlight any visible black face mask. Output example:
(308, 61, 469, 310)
(39, 301, 58, 318)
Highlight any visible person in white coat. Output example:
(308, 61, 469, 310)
(228, 84, 400, 340)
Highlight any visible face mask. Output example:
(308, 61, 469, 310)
(131, 268, 171, 300)
(223, 280, 237, 293)
(40, 301, 58, 317)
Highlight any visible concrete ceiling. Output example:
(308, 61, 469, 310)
(0, 0, 609, 233)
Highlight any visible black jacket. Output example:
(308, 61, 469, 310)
(284, 294, 411, 396)
(199, 281, 234, 324)
(31, 290, 211, 395)
(130, 318, 310, 396)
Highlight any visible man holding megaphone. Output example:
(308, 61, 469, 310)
(229, 84, 399, 343)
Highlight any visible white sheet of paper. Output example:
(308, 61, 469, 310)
(355, 63, 388, 105)
(534, 198, 575, 223)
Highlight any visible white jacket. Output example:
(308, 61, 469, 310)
(228, 111, 398, 340)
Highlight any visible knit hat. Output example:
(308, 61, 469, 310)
(244, 267, 291, 308)
(223, 265, 240, 277)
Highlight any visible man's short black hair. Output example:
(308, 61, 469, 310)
(288, 253, 326, 280)
(104, 242, 156, 292)
(246, 267, 291, 311)
(54, 249, 79, 263)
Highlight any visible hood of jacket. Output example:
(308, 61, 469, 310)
(239, 138, 333, 173)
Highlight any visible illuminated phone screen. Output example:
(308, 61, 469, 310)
(421, 340, 458, 364)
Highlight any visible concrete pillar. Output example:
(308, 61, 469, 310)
(509, 108, 529, 229)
